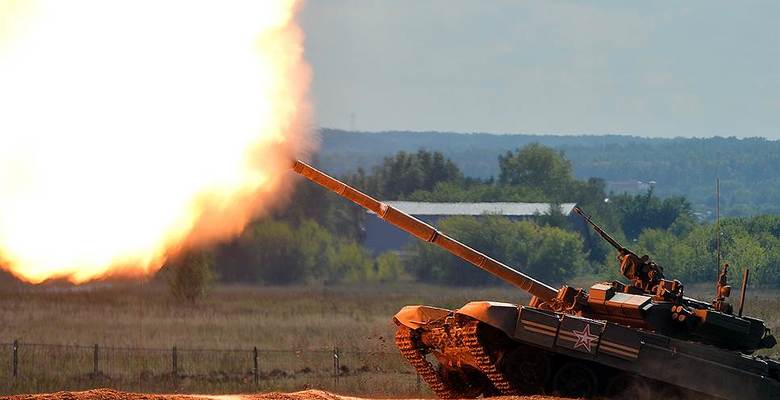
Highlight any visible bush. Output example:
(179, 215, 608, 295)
(221, 217, 400, 285)
(295, 219, 337, 280)
(166, 251, 215, 303)
(330, 242, 374, 283)
(241, 219, 304, 284)
(375, 252, 404, 282)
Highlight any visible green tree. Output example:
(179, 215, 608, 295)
(635, 229, 687, 280)
(529, 224, 591, 283)
(409, 216, 587, 286)
(752, 234, 780, 286)
(612, 190, 692, 240)
(295, 219, 336, 280)
(498, 143, 574, 197)
(628, 218, 780, 285)
(634, 225, 713, 282)
(723, 232, 769, 285)
(745, 215, 780, 237)
(359, 150, 463, 199)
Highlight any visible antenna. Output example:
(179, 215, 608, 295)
(715, 178, 721, 297)
(738, 268, 750, 317)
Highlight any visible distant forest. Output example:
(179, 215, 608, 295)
(318, 130, 780, 217)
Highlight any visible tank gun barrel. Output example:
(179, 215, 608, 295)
(292, 160, 559, 302)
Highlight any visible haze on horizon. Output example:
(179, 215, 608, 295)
(301, 1, 780, 139)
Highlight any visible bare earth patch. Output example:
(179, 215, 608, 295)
(0, 389, 569, 400)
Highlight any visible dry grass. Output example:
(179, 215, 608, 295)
(0, 282, 529, 396)
(0, 282, 530, 351)
(0, 281, 777, 396)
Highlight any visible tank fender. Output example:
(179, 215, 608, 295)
(394, 305, 451, 329)
(456, 301, 520, 337)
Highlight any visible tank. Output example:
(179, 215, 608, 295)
(292, 160, 780, 399)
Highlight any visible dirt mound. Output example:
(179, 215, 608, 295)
(1, 389, 178, 400)
(0, 389, 569, 400)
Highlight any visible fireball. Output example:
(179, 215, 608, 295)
(0, 0, 311, 283)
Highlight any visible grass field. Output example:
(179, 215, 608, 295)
(0, 281, 778, 395)
(0, 282, 533, 350)
(0, 282, 530, 396)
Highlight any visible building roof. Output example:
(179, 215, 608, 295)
(370, 201, 577, 216)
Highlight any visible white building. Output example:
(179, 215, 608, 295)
(363, 201, 578, 254)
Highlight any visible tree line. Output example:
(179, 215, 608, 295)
(319, 130, 780, 217)
(164, 143, 780, 301)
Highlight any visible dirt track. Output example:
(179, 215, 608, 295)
(0, 389, 569, 400)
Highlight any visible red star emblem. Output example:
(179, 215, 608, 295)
(572, 324, 598, 352)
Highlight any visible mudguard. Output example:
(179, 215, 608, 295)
(394, 305, 451, 329)
(455, 301, 519, 337)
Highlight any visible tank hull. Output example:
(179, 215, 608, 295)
(395, 302, 780, 399)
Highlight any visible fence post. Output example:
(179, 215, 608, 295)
(93, 344, 99, 375)
(12, 340, 18, 378)
(172, 346, 178, 373)
(253, 347, 259, 385)
(172, 346, 178, 389)
(332, 347, 340, 386)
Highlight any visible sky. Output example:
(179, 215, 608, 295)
(300, 1, 780, 138)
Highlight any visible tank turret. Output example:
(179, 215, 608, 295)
(573, 206, 776, 352)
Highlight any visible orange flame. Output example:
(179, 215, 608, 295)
(0, 0, 312, 284)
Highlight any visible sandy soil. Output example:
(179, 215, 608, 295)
(0, 389, 569, 400)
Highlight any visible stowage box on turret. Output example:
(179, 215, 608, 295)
(293, 160, 780, 399)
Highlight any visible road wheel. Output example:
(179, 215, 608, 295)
(551, 361, 598, 398)
(605, 373, 652, 399)
(499, 346, 551, 394)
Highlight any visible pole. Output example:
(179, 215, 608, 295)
(253, 347, 259, 385)
(332, 347, 340, 386)
(93, 344, 99, 375)
(12, 340, 18, 378)
(738, 268, 750, 317)
(172, 346, 178, 389)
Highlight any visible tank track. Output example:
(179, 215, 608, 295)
(462, 320, 519, 396)
(396, 320, 519, 398)
(395, 326, 457, 399)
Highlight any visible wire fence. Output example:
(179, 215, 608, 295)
(0, 341, 424, 396)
